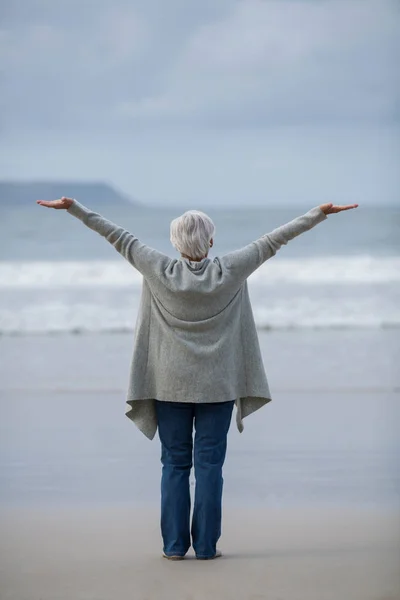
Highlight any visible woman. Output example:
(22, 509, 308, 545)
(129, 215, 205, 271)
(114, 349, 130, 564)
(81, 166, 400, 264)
(37, 196, 358, 560)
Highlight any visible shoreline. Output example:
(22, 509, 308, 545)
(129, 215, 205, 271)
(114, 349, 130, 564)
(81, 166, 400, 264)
(1, 329, 399, 511)
(1, 322, 400, 337)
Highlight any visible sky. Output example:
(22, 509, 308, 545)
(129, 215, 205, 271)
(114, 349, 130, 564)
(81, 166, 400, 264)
(0, 0, 399, 207)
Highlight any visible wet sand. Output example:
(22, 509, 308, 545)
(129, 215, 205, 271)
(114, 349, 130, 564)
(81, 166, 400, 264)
(0, 329, 399, 599)
(0, 506, 399, 600)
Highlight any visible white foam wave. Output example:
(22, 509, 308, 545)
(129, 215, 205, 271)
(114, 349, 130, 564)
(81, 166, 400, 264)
(1, 255, 399, 335)
(0, 298, 399, 335)
(0, 261, 143, 288)
(249, 256, 400, 284)
(0, 255, 399, 288)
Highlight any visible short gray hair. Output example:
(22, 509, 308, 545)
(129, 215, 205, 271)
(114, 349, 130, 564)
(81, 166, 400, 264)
(170, 210, 215, 260)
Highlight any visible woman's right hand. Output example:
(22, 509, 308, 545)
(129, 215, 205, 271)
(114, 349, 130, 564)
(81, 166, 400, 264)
(36, 197, 74, 210)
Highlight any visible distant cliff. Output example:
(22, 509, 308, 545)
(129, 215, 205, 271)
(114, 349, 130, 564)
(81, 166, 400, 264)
(0, 181, 139, 205)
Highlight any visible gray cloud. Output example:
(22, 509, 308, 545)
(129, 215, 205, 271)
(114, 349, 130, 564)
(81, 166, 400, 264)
(0, 0, 399, 206)
(118, 0, 400, 127)
(1, 0, 399, 134)
(0, 0, 233, 131)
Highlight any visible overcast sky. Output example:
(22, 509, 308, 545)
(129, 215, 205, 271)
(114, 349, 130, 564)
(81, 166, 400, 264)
(1, 0, 399, 206)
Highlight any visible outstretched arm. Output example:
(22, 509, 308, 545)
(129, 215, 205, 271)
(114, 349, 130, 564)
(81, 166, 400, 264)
(36, 197, 171, 279)
(222, 203, 358, 281)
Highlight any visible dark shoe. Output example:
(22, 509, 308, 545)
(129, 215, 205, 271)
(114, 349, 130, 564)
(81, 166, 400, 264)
(196, 549, 222, 560)
(162, 551, 185, 561)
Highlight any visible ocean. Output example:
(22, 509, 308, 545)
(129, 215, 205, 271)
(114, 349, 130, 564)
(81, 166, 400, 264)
(0, 201, 399, 510)
(0, 202, 399, 334)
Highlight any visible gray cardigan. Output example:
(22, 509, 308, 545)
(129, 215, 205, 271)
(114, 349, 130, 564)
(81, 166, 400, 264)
(67, 201, 327, 439)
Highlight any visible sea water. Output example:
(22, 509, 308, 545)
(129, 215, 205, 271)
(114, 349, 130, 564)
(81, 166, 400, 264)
(0, 201, 399, 508)
(0, 202, 399, 334)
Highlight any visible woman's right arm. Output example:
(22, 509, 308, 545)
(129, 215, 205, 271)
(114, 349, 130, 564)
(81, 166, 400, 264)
(221, 203, 358, 281)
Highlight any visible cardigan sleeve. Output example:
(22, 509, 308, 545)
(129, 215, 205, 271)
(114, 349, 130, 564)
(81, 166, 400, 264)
(67, 200, 171, 279)
(221, 206, 328, 281)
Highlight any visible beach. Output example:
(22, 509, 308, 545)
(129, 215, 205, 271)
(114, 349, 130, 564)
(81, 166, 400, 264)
(1, 506, 399, 600)
(1, 329, 399, 599)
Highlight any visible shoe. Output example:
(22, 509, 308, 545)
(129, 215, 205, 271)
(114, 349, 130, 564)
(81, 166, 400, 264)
(196, 549, 222, 560)
(162, 551, 185, 561)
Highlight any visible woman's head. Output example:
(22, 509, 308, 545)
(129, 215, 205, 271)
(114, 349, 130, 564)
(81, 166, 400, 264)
(170, 210, 215, 260)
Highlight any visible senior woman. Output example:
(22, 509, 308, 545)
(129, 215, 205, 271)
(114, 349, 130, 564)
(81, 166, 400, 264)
(37, 196, 358, 560)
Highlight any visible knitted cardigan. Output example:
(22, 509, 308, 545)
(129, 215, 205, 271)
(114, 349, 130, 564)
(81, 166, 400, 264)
(67, 201, 327, 439)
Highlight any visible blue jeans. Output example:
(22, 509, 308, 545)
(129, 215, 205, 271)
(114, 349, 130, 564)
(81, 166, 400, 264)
(155, 400, 235, 559)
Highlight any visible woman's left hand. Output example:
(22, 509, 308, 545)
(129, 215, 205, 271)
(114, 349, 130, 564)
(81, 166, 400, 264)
(319, 203, 359, 215)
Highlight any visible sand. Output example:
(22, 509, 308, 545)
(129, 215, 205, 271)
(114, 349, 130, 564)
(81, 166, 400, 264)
(0, 506, 399, 600)
(1, 330, 399, 598)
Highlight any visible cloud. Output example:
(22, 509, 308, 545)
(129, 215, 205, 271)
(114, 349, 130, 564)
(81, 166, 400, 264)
(0, 0, 399, 207)
(0, 3, 152, 131)
(0, 0, 399, 134)
(118, 0, 400, 126)
(0, 0, 232, 131)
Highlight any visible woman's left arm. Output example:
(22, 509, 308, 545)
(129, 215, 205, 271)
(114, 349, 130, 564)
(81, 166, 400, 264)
(36, 197, 170, 279)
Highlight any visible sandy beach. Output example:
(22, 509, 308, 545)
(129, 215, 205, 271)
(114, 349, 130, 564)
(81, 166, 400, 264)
(1, 329, 399, 599)
(0, 506, 399, 600)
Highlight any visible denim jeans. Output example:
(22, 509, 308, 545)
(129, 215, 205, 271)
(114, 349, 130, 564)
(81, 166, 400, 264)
(155, 400, 235, 558)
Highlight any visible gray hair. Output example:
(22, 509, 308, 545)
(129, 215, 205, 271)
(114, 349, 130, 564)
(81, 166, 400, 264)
(170, 210, 216, 260)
